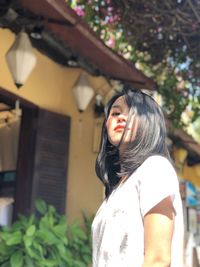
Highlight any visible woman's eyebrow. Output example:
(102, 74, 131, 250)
(111, 105, 121, 109)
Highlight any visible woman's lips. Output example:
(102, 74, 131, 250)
(114, 125, 125, 131)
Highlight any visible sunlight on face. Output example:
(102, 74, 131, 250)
(106, 96, 138, 152)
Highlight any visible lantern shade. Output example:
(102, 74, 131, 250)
(73, 74, 94, 112)
(176, 148, 188, 164)
(6, 32, 37, 87)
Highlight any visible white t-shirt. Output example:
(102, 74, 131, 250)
(92, 155, 184, 267)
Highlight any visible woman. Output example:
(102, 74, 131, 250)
(92, 87, 184, 267)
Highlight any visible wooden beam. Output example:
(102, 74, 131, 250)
(16, 0, 156, 90)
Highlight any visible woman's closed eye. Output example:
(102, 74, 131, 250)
(111, 111, 121, 116)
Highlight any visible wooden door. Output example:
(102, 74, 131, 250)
(14, 108, 70, 218)
(31, 109, 70, 214)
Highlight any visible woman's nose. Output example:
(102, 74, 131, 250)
(117, 114, 126, 123)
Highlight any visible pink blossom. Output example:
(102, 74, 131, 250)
(106, 37, 115, 48)
(108, 16, 114, 24)
(73, 6, 85, 17)
(115, 14, 120, 20)
(105, 0, 111, 4)
(108, 15, 119, 24)
(108, 7, 113, 12)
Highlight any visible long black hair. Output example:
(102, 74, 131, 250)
(95, 86, 171, 198)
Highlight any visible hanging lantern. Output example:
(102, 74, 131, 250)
(73, 74, 94, 112)
(6, 31, 37, 88)
(176, 148, 188, 164)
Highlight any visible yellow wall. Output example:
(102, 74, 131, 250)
(0, 28, 110, 223)
(173, 147, 200, 188)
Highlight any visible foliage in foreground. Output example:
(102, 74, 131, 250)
(0, 200, 93, 267)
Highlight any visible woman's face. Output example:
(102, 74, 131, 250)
(106, 96, 137, 149)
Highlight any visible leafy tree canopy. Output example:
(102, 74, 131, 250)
(67, 0, 200, 129)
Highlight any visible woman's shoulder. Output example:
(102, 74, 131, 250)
(126, 155, 177, 186)
(137, 155, 176, 176)
(142, 155, 173, 167)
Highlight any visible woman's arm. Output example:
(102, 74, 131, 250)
(142, 196, 175, 267)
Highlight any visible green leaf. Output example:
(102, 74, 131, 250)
(33, 242, 44, 257)
(1, 262, 10, 267)
(36, 229, 60, 245)
(70, 223, 87, 240)
(35, 199, 47, 215)
(29, 214, 36, 225)
(11, 221, 24, 231)
(25, 246, 41, 260)
(82, 254, 92, 264)
(6, 231, 22, 246)
(48, 205, 56, 214)
(26, 225, 36, 236)
(0, 243, 15, 257)
(56, 243, 71, 260)
(24, 255, 35, 267)
(23, 235, 33, 248)
(1, 232, 13, 241)
(39, 259, 58, 267)
(53, 224, 67, 237)
(10, 250, 23, 267)
(73, 260, 86, 267)
(17, 214, 29, 227)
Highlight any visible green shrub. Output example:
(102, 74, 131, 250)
(0, 200, 93, 267)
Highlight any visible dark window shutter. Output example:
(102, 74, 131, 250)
(14, 106, 38, 219)
(31, 109, 70, 214)
(0, 88, 70, 219)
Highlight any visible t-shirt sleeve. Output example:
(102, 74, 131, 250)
(138, 155, 179, 217)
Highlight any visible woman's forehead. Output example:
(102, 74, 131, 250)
(111, 96, 126, 108)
